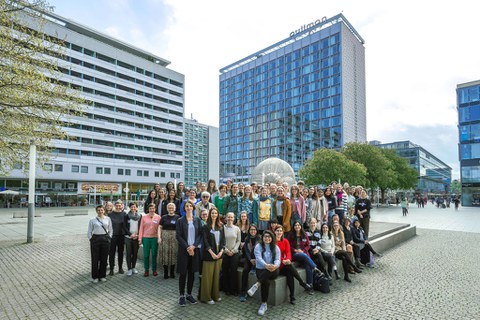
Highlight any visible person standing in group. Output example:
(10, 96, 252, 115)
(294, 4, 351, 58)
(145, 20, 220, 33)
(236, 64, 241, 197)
(239, 185, 258, 223)
(104, 201, 114, 215)
(180, 189, 198, 217)
(273, 187, 292, 234)
(88, 205, 113, 283)
(157, 188, 167, 216)
(257, 187, 273, 233)
(324, 187, 337, 228)
(158, 203, 180, 279)
(247, 230, 280, 316)
(108, 200, 127, 275)
(176, 182, 186, 201)
(195, 192, 216, 215)
(355, 190, 372, 237)
(138, 203, 161, 277)
(144, 190, 159, 214)
(214, 184, 227, 220)
(224, 184, 240, 218)
(290, 185, 306, 227)
(206, 179, 218, 202)
(176, 200, 202, 307)
(200, 207, 225, 304)
(222, 212, 241, 296)
(123, 202, 142, 276)
(401, 197, 409, 216)
(163, 189, 180, 216)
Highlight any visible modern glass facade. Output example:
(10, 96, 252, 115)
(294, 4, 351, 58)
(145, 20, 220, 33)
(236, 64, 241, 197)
(457, 80, 480, 206)
(376, 141, 452, 194)
(219, 14, 366, 182)
(1, 9, 184, 205)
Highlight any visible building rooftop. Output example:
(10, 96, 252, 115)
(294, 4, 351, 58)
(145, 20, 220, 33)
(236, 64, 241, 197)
(219, 13, 364, 74)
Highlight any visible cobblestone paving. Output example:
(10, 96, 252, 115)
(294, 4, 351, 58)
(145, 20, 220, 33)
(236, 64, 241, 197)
(1, 227, 479, 320)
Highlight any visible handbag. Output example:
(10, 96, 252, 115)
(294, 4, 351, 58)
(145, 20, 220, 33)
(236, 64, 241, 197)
(96, 217, 111, 239)
(313, 272, 330, 293)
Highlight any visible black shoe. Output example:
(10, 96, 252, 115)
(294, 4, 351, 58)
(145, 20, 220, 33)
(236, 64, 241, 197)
(118, 268, 124, 274)
(353, 267, 362, 273)
(290, 297, 296, 305)
(344, 277, 352, 283)
(374, 252, 382, 257)
(109, 269, 114, 276)
(334, 270, 340, 280)
(186, 295, 197, 305)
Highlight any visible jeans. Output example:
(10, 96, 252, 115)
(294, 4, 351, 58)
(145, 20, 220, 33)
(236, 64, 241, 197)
(292, 252, 316, 285)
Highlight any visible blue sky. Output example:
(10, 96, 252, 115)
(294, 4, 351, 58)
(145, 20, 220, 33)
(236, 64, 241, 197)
(48, 0, 480, 179)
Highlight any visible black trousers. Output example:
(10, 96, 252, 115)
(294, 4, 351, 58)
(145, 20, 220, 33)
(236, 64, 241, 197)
(280, 264, 304, 299)
(335, 250, 356, 277)
(125, 237, 139, 270)
(320, 252, 336, 275)
(109, 235, 125, 270)
(222, 253, 240, 294)
(90, 235, 110, 279)
(241, 258, 254, 293)
(256, 268, 279, 303)
(179, 255, 195, 296)
(311, 252, 327, 272)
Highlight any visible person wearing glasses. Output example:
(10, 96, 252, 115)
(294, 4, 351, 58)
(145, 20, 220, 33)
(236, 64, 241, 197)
(195, 192, 216, 215)
(247, 230, 280, 316)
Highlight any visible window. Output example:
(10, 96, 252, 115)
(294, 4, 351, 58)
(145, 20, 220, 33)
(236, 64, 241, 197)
(72, 165, 79, 173)
(44, 163, 53, 172)
(143, 170, 149, 177)
(81, 166, 88, 173)
(160, 172, 165, 178)
(170, 172, 175, 178)
(54, 164, 63, 172)
(176, 173, 180, 179)
(154, 171, 159, 177)
(137, 170, 143, 176)
(104, 168, 111, 174)
(118, 168, 124, 175)
(96, 167, 103, 174)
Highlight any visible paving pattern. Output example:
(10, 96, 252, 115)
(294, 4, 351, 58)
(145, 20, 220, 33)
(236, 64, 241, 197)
(0, 205, 479, 319)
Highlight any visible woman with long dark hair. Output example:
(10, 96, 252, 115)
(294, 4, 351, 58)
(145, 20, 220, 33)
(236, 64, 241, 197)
(143, 190, 158, 214)
(163, 189, 180, 215)
(200, 207, 225, 304)
(239, 224, 261, 302)
(247, 230, 280, 316)
(332, 222, 362, 282)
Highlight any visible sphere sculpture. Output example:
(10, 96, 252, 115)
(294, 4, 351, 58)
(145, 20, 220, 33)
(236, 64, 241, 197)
(251, 158, 296, 185)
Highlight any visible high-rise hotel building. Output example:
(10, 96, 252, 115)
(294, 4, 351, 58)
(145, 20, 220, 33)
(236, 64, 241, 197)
(219, 14, 366, 181)
(457, 80, 480, 206)
(1, 9, 184, 205)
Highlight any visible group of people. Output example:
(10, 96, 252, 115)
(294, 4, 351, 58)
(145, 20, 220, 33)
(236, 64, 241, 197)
(87, 179, 380, 316)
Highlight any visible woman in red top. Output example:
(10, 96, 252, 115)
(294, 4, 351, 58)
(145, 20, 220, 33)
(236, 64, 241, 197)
(274, 225, 313, 304)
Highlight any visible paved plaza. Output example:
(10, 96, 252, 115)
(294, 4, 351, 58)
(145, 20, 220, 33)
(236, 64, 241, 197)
(0, 205, 479, 319)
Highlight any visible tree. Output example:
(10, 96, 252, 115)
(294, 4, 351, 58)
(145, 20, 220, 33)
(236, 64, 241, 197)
(342, 142, 396, 200)
(451, 179, 461, 195)
(379, 148, 418, 190)
(0, 0, 84, 173)
(299, 148, 367, 187)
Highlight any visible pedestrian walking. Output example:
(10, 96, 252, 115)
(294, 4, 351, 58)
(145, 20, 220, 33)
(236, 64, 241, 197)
(401, 198, 409, 216)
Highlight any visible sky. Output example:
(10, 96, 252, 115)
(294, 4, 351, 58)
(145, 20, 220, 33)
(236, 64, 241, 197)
(47, 0, 480, 180)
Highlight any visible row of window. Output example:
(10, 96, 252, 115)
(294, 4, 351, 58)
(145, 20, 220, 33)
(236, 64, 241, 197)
(46, 164, 181, 179)
(69, 124, 183, 147)
(51, 148, 182, 166)
(63, 41, 183, 88)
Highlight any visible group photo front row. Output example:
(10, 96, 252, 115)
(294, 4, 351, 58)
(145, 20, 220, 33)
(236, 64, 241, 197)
(87, 181, 381, 316)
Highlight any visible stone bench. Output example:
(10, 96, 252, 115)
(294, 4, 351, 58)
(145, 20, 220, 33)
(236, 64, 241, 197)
(12, 211, 42, 218)
(64, 209, 89, 216)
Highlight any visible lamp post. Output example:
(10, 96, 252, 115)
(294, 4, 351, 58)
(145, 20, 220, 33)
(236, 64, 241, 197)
(27, 142, 36, 243)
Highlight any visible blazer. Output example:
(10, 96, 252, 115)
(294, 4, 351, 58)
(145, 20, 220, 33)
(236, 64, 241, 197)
(201, 224, 225, 261)
(273, 197, 292, 232)
(176, 216, 202, 274)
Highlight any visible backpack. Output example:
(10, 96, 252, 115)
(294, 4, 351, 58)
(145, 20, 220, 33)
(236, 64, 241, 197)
(313, 272, 330, 293)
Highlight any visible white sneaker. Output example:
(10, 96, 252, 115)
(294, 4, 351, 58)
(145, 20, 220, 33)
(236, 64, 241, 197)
(207, 300, 215, 305)
(247, 283, 259, 296)
(132, 268, 138, 274)
(258, 303, 267, 316)
(92, 278, 99, 283)
(99, 278, 106, 282)
(127, 269, 133, 276)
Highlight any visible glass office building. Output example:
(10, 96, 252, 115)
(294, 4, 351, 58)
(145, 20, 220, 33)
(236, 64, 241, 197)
(0, 9, 184, 206)
(375, 141, 452, 194)
(457, 80, 480, 206)
(219, 14, 366, 182)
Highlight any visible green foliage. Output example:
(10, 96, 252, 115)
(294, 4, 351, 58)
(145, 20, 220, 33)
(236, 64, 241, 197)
(379, 148, 418, 190)
(0, 0, 84, 173)
(298, 148, 367, 186)
(342, 142, 396, 190)
(451, 179, 461, 195)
